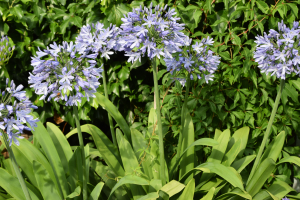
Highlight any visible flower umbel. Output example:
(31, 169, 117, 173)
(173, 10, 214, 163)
(0, 35, 15, 66)
(254, 20, 300, 80)
(118, 3, 189, 62)
(0, 79, 38, 146)
(164, 36, 221, 84)
(75, 22, 119, 59)
(29, 41, 102, 106)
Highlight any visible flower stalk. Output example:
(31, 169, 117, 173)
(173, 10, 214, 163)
(99, 58, 117, 145)
(152, 58, 166, 185)
(248, 79, 285, 183)
(176, 74, 191, 166)
(73, 106, 87, 199)
(2, 131, 32, 200)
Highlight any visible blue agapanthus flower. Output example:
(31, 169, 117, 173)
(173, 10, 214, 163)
(0, 35, 15, 65)
(164, 36, 221, 84)
(29, 41, 102, 106)
(117, 3, 189, 62)
(75, 22, 119, 59)
(254, 20, 300, 80)
(0, 79, 39, 146)
(282, 197, 290, 200)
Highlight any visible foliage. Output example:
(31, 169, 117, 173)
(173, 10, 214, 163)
(1, 0, 300, 198)
(0, 96, 299, 199)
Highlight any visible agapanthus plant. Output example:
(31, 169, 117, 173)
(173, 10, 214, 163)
(0, 78, 38, 200)
(28, 41, 102, 106)
(29, 41, 102, 199)
(249, 20, 298, 182)
(0, 78, 38, 146)
(165, 36, 220, 177)
(118, 3, 189, 62)
(117, 3, 189, 185)
(164, 36, 221, 84)
(75, 22, 120, 146)
(0, 35, 14, 66)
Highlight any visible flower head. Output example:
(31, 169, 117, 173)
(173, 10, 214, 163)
(118, 3, 189, 62)
(164, 36, 221, 85)
(0, 79, 38, 146)
(254, 20, 300, 80)
(0, 35, 15, 65)
(29, 41, 102, 106)
(75, 22, 119, 59)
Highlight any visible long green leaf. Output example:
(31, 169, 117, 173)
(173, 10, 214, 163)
(170, 138, 218, 179)
(200, 187, 215, 200)
(90, 160, 130, 200)
(260, 131, 285, 163)
(131, 128, 153, 180)
(29, 113, 69, 198)
(268, 179, 294, 199)
(215, 188, 252, 200)
(222, 139, 241, 166)
(109, 175, 149, 200)
(179, 112, 195, 183)
(208, 129, 231, 163)
(277, 156, 300, 166)
(95, 92, 131, 140)
(11, 138, 59, 193)
(89, 182, 104, 200)
(86, 124, 124, 176)
(232, 155, 256, 173)
(33, 160, 61, 199)
(47, 122, 73, 175)
(227, 127, 250, 158)
(137, 192, 159, 200)
(160, 180, 185, 198)
(178, 178, 195, 200)
(0, 168, 42, 200)
(116, 129, 146, 199)
(181, 162, 244, 190)
(246, 158, 276, 196)
(198, 130, 230, 188)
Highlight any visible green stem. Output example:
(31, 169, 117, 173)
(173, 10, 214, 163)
(152, 58, 166, 185)
(247, 79, 285, 184)
(176, 75, 191, 166)
(2, 133, 32, 200)
(100, 59, 117, 146)
(73, 106, 87, 200)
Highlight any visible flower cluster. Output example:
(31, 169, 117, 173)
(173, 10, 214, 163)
(0, 79, 39, 146)
(29, 41, 102, 106)
(75, 22, 119, 59)
(164, 36, 221, 84)
(0, 35, 15, 66)
(254, 21, 300, 80)
(118, 3, 189, 62)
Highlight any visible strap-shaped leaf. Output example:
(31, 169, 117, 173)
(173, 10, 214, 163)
(178, 178, 195, 200)
(0, 168, 42, 200)
(47, 122, 73, 176)
(95, 92, 131, 140)
(181, 162, 244, 190)
(160, 180, 185, 198)
(88, 182, 104, 200)
(200, 187, 215, 200)
(33, 160, 61, 200)
(87, 124, 125, 176)
(246, 158, 276, 196)
(29, 113, 69, 198)
(109, 175, 149, 200)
